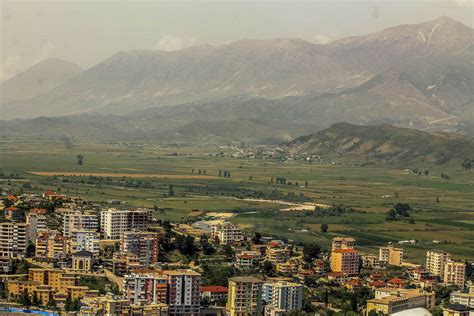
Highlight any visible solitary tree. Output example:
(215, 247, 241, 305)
(76, 154, 84, 165)
(321, 223, 329, 233)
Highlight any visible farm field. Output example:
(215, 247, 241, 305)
(1, 138, 473, 263)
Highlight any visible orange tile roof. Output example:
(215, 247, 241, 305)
(389, 277, 406, 284)
(200, 286, 228, 293)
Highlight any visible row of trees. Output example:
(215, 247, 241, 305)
(271, 177, 309, 187)
(191, 169, 207, 175)
(218, 170, 231, 178)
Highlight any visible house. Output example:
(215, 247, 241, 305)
(201, 285, 228, 304)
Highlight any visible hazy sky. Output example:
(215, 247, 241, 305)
(1, 0, 473, 81)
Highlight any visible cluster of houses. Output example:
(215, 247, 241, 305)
(0, 191, 472, 315)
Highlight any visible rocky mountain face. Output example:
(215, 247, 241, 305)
(1, 17, 473, 140)
(0, 58, 83, 103)
(285, 122, 474, 165)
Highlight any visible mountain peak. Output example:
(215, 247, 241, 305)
(0, 58, 83, 103)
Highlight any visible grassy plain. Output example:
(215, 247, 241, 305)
(1, 138, 473, 263)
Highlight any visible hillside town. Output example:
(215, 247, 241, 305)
(0, 191, 472, 316)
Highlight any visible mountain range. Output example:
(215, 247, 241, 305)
(0, 16, 473, 141)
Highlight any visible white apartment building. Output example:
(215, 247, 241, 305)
(0, 222, 28, 258)
(123, 272, 168, 304)
(26, 211, 47, 243)
(71, 229, 100, 255)
(450, 291, 474, 308)
(444, 260, 466, 289)
(62, 210, 99, 237)
(100, 209, 151, 240)
(426, 250, 451, 277)
(263, 281, 303, 313)
(210, 222, 243, 245)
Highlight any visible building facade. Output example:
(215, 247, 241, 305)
(426, 250, 451, 277)
(366, 288, 435, 316)
(164, 269, 201, 315)
(330, 248, 360, 276)
(444, 261, 466, 289)
(123, 271, 168, 305)
(210, 222, 243, 245)
(120, 230, 159, 266)
(262, 281, 303, 313)
(0, 221, 28, 258)
(35, 231, 67, 259)
(100, 209, 151, 240)
(331, 237, 356, 251)
(227, 276, 264, 316)
(379, 245, 404, 266)
(63, 210, 99, 237)
(26, 209, 47, 243)
(70, 229, 100, 255)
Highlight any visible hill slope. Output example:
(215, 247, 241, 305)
(286, 122, 474, 164)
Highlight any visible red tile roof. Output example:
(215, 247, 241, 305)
(200, 286, 228, 293)
(237, 254, 256, 259)
(389, 277, 406, 284)
(369, 281, 387, 287)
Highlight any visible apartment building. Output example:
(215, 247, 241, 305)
(379, 245, 404, 266)
(266, 248, 291, 265)
(450, 291, 474, 308)
(123, 271, 168, 305)
(426, 250, 451, 277)
(227, 276, 264, 316)
(276, 259, 299, 275)
(70, 229, 100, 255)
(81, 294, 129, 316)
(9, 268, 84, 306)
(36, 231, 67, 259)
(366, 288, 435, 315)
(62, 210, 99, 237)
(361, 254, 383, 269)
(120, 230, 159, 266)
(235, 251, 262, 270)
(262, 281, 303, 313)
(164, 269, 201, 315)
(444, 261, 466, 289)
(26, 208, 47, 243)
(4, 206, 21, 221)
(331, 237, 356, 251)
(0, 221, 28, 258)
(330, 248, 360, 276)
(210, 222, 243, 245)
(100, 209, 151, 240)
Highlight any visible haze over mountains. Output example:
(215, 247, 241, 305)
(1, 16, 473, 142)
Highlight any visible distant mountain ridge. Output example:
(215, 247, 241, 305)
(285, 122, 474, 165)
(0, 58, 83, 103)
(1, 16, 473, 139)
